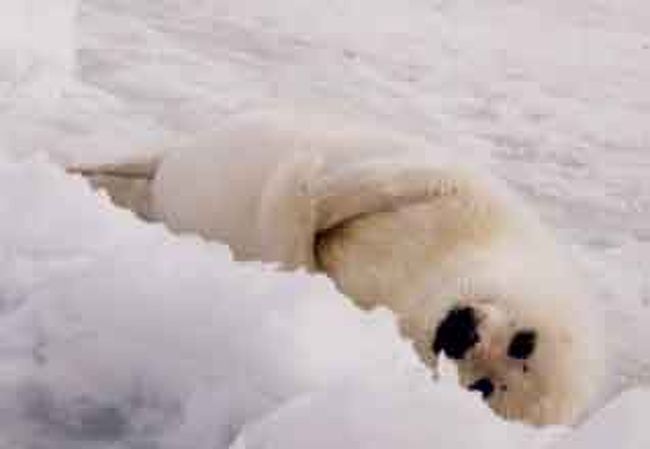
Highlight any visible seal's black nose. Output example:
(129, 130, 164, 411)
(432, 307, 480, 359)
(468, 377, 494, 399)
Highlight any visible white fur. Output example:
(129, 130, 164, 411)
(75, 111, 604, 426)
(317, 197, 603, 425)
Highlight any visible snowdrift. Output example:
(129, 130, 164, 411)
(0, 156, 554, 448)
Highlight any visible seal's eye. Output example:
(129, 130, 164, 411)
(508, 330, 537, 360)
(432, 307, 479, 360)
(468, 377, 494, 399)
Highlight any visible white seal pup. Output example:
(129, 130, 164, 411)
(69, 111, 603, 425)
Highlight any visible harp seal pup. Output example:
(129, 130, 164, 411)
(69, 110, 603, 426)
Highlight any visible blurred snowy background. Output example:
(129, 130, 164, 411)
(1, 0, 649, 447)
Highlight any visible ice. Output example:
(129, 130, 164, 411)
(1, 0, 649, 447)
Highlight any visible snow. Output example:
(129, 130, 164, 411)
(0, 156, 557, 448)
(550, 388, 650, 449)
(231, 355, 559, 449)
(231, 382, 545, 449)
(0, 0, 77, 103)
(1, 0, 649, 448)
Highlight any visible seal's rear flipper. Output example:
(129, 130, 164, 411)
(67, 157, 160, 220)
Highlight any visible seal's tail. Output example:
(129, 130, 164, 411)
(67, 157, 160, 220)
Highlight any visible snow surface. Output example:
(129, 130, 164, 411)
(1, 0, 649, 447)
(550, 388, 650, 449)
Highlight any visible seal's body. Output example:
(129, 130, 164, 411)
(71, 111, 603, 425)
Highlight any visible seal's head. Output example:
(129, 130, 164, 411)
(431, 297, 602, 426)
